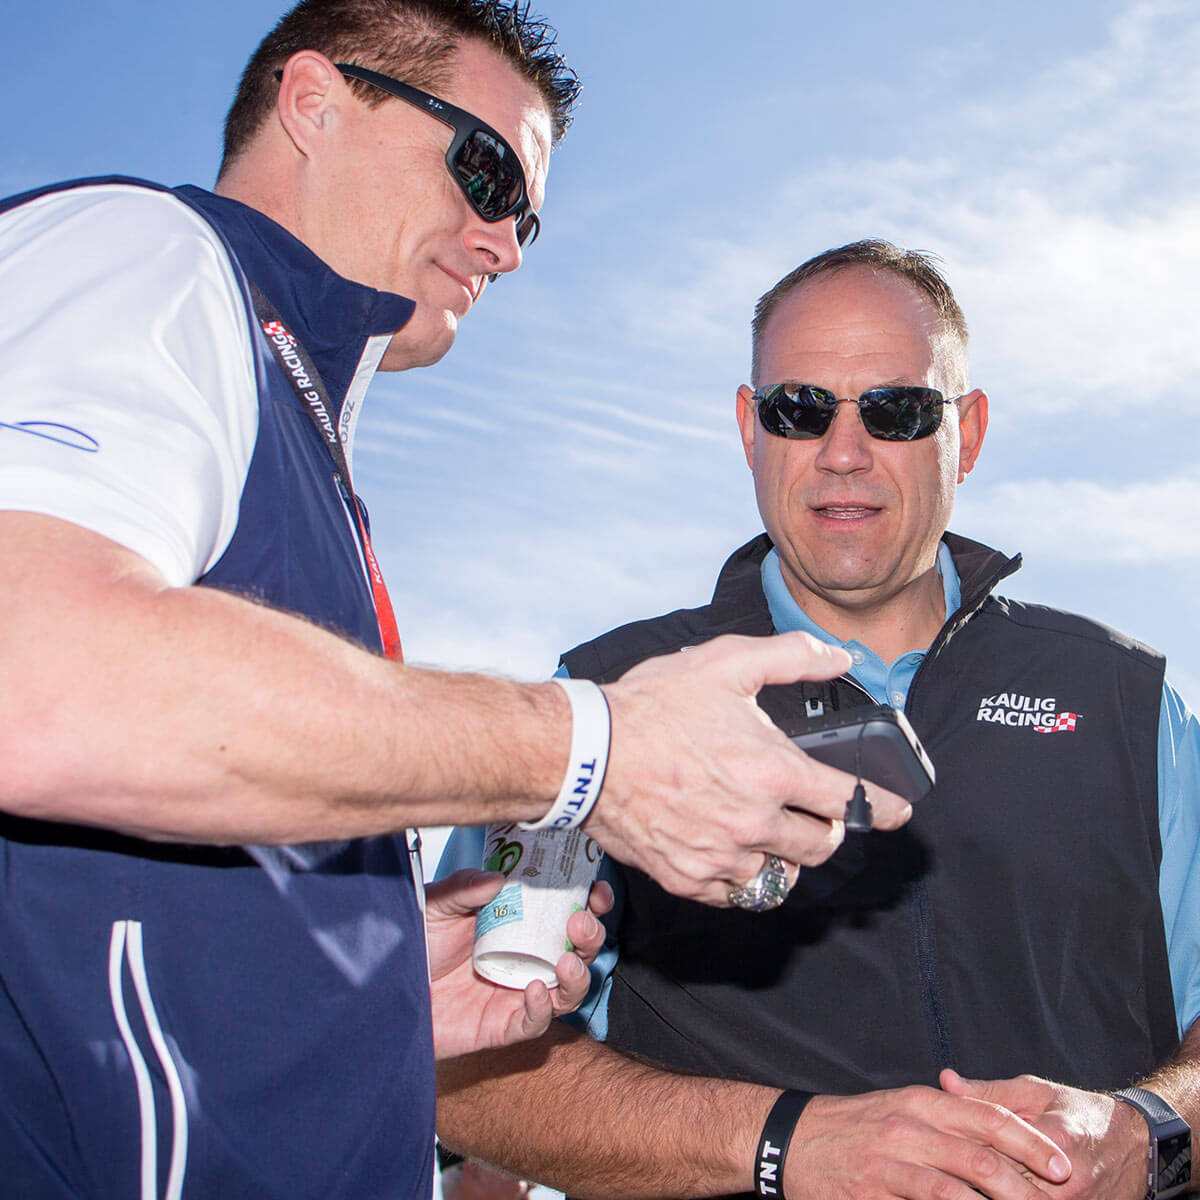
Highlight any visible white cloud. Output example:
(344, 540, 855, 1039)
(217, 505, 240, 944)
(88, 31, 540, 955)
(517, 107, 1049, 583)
(955, 471, 1200, 565)
(584, 1, 1200, 417)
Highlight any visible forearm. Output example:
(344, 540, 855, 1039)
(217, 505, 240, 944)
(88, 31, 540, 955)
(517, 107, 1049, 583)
(437, 1023, 774, 1198)
(1138, 1019, 1200, 1130)
(2, 513, 909, 903)
(0, 514, 565, 842)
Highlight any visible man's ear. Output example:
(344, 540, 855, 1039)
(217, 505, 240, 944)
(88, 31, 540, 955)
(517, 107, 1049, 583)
(736, 384, 757, 471)
(956, 388, 988, 483)
(275, 51, 346, 159)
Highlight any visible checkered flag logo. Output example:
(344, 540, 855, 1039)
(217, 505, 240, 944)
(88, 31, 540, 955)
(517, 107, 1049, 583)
(1034, 712, 1079, 734)
(261, 319, 294, 344)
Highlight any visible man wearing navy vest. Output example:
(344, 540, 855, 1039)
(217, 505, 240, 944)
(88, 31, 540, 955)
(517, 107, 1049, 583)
(0, 5, 916, 1198)
(437, 241, 1200, 1200)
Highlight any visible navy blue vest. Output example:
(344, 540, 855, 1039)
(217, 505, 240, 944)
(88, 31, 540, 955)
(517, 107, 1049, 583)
(0, 178, 435, 1199)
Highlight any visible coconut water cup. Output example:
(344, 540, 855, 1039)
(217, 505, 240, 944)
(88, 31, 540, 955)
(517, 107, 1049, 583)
(472, 822, 603, 989)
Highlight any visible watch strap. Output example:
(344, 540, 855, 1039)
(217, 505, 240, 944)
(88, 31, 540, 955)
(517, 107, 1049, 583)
(1115, 1087, 1187, 1128)
(1112, 1086, 1192, 1200)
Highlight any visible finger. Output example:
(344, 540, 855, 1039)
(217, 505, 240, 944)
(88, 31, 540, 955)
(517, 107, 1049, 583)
(887, 1157, 1052, 1200)
(782, 857, 802, 892)
(767, 806, 847, 871)
(518, 979, 553, 1039)
(424, 869, 505, 916)
(941, 1068, 985, 1098)
(783, 752, 914, 833)
(693, 632, 852, 696)
(934, 1093, 1070, 1185)
(549, 949, 591, 1013)
(939, 1071, 1062, 1127)
(564, 908, 605, 961)
(586, 879, 614, 916)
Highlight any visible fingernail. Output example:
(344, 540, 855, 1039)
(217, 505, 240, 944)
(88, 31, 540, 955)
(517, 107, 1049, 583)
(1050, 1155, 1070, 1180)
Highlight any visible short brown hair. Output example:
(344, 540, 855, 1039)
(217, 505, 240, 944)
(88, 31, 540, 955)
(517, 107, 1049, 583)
(751, 239, 970, 392)
(220, 0, 579, 176)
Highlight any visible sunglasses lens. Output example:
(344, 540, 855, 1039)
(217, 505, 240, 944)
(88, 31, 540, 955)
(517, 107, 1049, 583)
(515, 211, 539, 247)
(453, 130, 524, 219)
(859, 388, 944, 440)
(757, 385, 838, 439)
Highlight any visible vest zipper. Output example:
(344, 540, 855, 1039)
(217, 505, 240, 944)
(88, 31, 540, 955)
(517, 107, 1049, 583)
(897, 551, 1017, 1078)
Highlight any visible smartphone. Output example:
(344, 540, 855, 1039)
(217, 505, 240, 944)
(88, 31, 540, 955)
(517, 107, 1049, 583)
(788, 705, 935, 807)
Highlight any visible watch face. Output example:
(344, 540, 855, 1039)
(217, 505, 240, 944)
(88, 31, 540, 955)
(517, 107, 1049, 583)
(1157, 1130, 1191, 1193)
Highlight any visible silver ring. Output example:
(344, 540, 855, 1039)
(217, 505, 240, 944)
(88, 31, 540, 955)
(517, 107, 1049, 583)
(728, 854, 791, 912)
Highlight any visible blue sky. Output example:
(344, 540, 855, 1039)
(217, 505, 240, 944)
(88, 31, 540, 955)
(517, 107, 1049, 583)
(5, 0, 1198, 711)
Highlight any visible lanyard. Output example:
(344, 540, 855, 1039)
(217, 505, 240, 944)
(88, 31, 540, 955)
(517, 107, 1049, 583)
(248, 282, 403, 662)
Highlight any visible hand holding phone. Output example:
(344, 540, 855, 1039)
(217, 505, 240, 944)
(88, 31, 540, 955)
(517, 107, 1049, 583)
(788, 706, 935, 831)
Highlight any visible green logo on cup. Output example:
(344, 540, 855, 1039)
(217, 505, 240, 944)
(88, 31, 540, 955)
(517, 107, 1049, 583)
(484, 838, 523, 877)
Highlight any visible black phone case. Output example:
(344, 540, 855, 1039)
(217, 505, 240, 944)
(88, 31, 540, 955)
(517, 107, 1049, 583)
(788, 705, 935, 803)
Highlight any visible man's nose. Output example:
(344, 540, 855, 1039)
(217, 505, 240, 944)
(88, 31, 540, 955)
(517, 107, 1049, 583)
(813, 401, 874, 473)
(471, 214, 523, 281)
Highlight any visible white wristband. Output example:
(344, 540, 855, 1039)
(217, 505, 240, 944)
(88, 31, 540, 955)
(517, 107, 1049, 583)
(521, 678, 611, 831)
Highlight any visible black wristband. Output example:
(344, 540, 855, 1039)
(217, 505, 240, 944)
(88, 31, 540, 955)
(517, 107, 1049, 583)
(755, 1089, 814, 1198)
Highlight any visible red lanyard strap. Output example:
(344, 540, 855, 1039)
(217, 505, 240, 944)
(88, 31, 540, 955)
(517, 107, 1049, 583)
(248, 282, 403, 662)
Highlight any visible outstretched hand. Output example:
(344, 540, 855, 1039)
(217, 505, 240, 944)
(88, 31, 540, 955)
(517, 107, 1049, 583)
(590, 631, 914, 906)
(426, 868, 612, 1061)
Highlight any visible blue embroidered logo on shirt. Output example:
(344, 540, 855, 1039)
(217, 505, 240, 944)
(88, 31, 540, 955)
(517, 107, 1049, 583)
(0, 421, 99, 453)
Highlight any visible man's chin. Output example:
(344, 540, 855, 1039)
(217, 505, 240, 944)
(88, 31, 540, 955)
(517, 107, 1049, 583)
(379, 314, 458, 372)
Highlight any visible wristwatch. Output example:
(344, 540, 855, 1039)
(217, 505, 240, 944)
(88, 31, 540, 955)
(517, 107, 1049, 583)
(1112, 1086, 1192, 1199)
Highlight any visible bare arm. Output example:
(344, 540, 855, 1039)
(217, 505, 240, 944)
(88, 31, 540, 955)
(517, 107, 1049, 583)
(437, 1022, 774, 1198)
(0, 513, 566, 842)
(437, 1026, 1071, 1200)
(0, 513, 910, 902)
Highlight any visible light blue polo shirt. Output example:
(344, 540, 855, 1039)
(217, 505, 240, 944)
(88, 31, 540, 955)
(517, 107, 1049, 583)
(440, 545, 1200, 1040)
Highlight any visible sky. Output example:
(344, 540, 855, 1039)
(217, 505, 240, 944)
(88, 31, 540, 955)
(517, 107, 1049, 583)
(4, 1, 1198, 701)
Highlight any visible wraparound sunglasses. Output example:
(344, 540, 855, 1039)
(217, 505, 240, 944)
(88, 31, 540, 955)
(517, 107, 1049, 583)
(334, 63, 540, 252)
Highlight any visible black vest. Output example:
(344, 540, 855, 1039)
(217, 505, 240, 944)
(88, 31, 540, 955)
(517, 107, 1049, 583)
(563, 534, 1174, 1108)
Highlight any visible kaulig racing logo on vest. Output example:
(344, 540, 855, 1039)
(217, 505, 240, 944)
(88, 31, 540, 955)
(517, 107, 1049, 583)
(976, 692, 1080, 733)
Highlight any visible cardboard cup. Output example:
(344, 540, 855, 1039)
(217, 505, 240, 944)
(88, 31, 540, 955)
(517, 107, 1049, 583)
(472, 822, 603, 990)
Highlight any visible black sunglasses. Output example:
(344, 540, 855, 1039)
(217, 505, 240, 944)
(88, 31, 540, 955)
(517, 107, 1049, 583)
(334, 63, 540, 257)
(754, 383, 959, 442)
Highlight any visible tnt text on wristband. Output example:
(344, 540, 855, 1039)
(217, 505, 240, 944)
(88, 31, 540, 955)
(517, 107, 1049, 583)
(520, 678, 611, 831)
(755, 1089, 814, 1198)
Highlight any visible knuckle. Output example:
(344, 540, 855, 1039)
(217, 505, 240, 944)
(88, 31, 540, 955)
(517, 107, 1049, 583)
(975, 1099, 1008, 1132)
(728, 812, 774, 851)
(965, 1145, 1001, 1179)
(795, 825, 841, 867)
(929, 1176, 964, 1200)
(877, 1111, 915, 1142)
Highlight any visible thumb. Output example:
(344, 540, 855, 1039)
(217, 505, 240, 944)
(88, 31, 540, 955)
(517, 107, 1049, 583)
(712, 631, 852, 695)
(940, 1067, 983, 1097)
(425, 868, 505, 917)
(940, 1069, 1056, 1116)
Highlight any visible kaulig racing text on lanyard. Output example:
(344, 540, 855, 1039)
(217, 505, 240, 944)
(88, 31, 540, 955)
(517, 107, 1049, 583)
(249, 281, 403, 662)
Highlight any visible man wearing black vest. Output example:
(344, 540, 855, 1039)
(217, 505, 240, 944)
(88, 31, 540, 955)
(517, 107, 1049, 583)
(438, 241, 1200, 1200)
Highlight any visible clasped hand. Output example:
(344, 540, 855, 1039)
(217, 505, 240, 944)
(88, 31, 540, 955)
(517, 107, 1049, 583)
(426, 868, 612, 1061)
